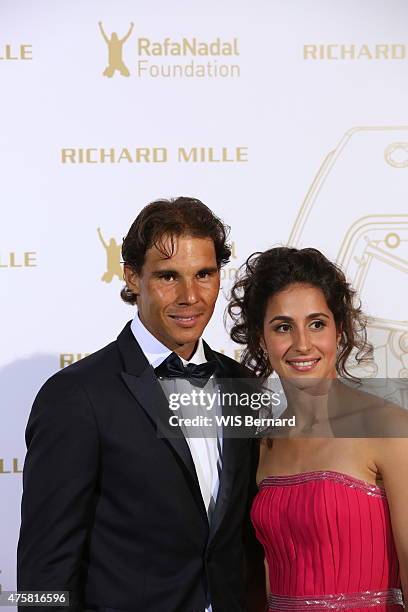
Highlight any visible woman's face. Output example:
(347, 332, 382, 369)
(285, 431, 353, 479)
(262, 283, 340, 381)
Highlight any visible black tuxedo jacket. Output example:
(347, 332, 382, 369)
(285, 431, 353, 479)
(17, 322, 265, 612)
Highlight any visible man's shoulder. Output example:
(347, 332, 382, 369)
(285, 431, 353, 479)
(37, 338, 122, 399)
(61, 339, 120, 377)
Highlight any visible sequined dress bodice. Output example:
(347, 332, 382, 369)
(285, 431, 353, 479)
(250, 471, 403, 611)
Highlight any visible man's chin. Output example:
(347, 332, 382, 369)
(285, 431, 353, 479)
(169, 329, 203, 349)
(169, 321, 208, 342)
(175, 331, 203, 346)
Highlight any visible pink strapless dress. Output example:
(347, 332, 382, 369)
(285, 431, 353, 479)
(251, 471, 404, 611)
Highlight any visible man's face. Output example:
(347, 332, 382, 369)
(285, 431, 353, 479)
(124, 235, 220, 360)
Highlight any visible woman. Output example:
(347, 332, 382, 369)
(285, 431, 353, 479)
(228, 247, 408, 611)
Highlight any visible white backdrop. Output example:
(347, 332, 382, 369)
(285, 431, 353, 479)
(1, 0, 408, 596)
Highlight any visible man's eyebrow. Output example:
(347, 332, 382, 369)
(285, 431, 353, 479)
(152, 269, 179, 277)
(268, 312, 330, 324)
(197, 266, 219, 274)
(152, 266, 219, 277)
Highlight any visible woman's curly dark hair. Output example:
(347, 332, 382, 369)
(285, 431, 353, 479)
(228, 247, 373, 379)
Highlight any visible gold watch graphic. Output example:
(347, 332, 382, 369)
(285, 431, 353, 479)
(288, 126, 408, 381)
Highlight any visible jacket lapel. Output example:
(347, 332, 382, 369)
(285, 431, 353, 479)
(203, 342, 244, 545)
(208, 436, 241, 546)
(117, 322, 206, 516)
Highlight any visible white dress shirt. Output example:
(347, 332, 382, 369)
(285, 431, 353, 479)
(131, 314, 220, 612)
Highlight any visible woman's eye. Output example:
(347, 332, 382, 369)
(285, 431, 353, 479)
(276, 323, 291, 333)
(310, 320, 325, 330)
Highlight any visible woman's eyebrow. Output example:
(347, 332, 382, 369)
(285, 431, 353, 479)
(268, 312, 330, 324)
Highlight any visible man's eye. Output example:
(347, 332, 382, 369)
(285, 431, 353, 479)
(159, 273, 175, 281)
(197, 271, 210, 279)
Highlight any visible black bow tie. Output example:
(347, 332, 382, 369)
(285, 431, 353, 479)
(154, 352, 217, 388)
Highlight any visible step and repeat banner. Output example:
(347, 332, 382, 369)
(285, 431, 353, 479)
(1, 0, 408, 595)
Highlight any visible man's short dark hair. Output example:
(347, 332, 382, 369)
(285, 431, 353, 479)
(121, 196, 231, 305)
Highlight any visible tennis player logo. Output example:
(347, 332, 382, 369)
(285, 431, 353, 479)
(97, 228, 123, 282)
(98, 22, 134, 78)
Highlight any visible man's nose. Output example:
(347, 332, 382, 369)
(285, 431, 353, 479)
(177, 279, 199, 305)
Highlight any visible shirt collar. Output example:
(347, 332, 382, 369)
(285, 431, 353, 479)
(130, 313, 207, 368)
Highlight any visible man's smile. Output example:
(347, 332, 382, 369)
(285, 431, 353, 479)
(168, 313, 203, 327)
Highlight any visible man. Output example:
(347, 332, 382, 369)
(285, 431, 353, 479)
(17, 197, 265, 612)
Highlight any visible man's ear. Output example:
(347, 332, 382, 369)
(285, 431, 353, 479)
(123, 264, 140, 295)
